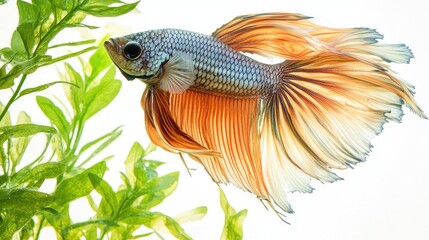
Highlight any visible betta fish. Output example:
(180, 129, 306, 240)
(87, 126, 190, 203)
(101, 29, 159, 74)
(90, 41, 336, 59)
(104, 13, 426, 215)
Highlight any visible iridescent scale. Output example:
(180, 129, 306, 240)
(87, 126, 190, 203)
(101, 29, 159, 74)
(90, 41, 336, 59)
(145, 29, 280, 97)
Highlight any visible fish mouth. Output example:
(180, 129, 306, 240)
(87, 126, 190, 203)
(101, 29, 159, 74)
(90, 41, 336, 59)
(104, 38, 119, 55)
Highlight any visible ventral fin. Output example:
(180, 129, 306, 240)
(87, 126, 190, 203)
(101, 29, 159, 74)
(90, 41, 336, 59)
(141, 88, 219, 156)
(157, 51, 196, 93)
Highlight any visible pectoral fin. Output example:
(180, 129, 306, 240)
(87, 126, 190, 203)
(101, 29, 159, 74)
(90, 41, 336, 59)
(156, 51, 196, 93)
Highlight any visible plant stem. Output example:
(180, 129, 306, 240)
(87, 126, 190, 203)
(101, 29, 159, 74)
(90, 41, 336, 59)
(34, 217, 45, 240)
(32, 4, 78, 57)
(67, 117, 85, 170)
(99, 226, 109, 240)
(0, 74, 27, 122)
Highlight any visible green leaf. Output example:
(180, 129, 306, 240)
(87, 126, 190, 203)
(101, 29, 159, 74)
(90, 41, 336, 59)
(175, 206, 207, 224)
(134, 157, 148, 188)
(0, 124, 56, 143)
(0, 208, 37, 240)
(62, 219, 119, 235)
(144, 172, 179, 193)
(128, 172, 179, 210)
(0, 55, 51, 89)
(12, 162, 65, 186)
(0, 62, 7, 77)
(120, 172, 179, 212)
(64, 63, 84, 112)
(17, 111, 31, 124)
(36, 96, 70, 143)
(82, 67, 121, 121)
(0, 48, 14, 64)
(120, 211, 192, 240)
(145, 159, 164, 170)
(88, 173, 118, 218)
(144, 143, 157, 156)
(20, 216, 35, 240)
(9, 112, 32, 167)
(49, 39, 96, 49)
(17, 0, 39, 25)
(64, 23, 99, 29)
(54, 161, 107, 205)
(220, 187, 235, 220)
(88, 42, 111, 82)
(50, 0, 74, 11)
(18, 81, 77, 99)
(222, 210, 247, 240)
(219, 188, 247, 240)
(81, 224, 98, 240)
(17, 22, 35, 56)
(125, 142, 145, 185)
(80, 1, 140, 17)
(138, 192, 167, 211)
(34, 8, 88, 56)
(44, 205, 77, 240)
(0, 174, 7, 186)
(0, 187, 54, 210)
(51, 134, 64, 160)
(0, 65, 18, 89)
(32, 0, 54, 20)
(10, 30, 28, 60)
(39, 46, 98, 68)
(79, 126, 122, 165)
(64, 5, 87, 24)
(79, 126, 122, 157)
(0, 102, 12, 127)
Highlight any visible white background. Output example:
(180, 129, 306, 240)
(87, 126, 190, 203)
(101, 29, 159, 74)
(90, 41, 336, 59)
(1, 1, 428, 240)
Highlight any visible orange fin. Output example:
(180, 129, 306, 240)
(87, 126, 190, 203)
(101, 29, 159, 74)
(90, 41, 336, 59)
(212, 12, 413, 66)
(141, 87, 218, 156)
(213, 13, 318, 59)
(261, 52, 426, 213)
(169, 90, 269, 198)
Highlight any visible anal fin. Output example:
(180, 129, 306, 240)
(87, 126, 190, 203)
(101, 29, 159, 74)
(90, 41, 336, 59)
(141, 87, 218, 156)
(169, 90, 269, 198)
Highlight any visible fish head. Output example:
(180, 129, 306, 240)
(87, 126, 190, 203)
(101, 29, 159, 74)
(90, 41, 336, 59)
(104, 32, 168, 84)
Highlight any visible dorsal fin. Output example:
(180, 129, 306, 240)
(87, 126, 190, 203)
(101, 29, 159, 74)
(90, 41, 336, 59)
(212, 12, 413, 66)
(212, 13, 319, 59)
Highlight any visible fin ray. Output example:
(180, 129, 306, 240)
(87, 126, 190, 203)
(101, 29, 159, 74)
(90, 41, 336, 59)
(141, 88, 218, 156)
(140, 12, 426, 216)
(261, 51, 425, 212)
(212, 13, 414, 66)
(157, 51, 196, 93)
(169, 90, 269, 198)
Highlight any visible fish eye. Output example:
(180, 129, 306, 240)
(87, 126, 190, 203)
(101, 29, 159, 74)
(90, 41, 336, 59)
(123, 41, 142, 60)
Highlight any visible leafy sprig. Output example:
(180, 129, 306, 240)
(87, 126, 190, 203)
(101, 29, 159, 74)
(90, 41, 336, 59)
(0, 0, 139, 120)
(0, 1, 248, 239)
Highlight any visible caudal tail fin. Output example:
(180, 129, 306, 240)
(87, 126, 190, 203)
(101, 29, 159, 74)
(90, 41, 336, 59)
(261, 50, 426, 213)
(213, 12, 426, 214)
